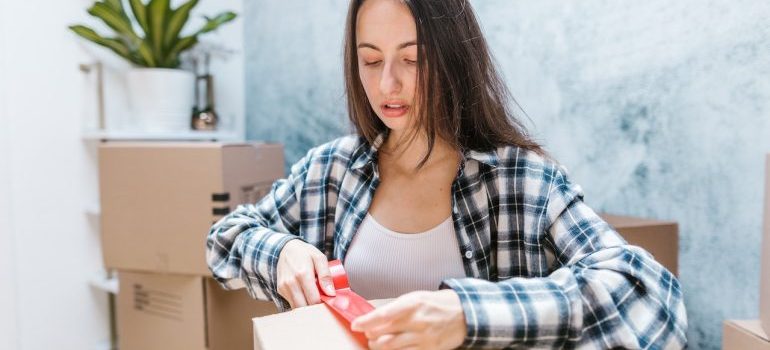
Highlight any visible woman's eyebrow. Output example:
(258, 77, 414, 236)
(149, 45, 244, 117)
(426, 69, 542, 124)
(357, 40, 417, 51)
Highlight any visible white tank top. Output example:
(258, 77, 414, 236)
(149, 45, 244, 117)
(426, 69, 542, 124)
(344, 213, 467, 299)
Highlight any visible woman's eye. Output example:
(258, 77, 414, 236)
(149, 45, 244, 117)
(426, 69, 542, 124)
(404, 59, 416, 65)
(364, 60, 381, 66)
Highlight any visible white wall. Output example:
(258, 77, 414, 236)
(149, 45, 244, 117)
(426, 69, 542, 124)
(0, 1, 245, 349)
(195, 0, 245, 137)
(2, 0, 111, 348)
(0, 0, 20, 348)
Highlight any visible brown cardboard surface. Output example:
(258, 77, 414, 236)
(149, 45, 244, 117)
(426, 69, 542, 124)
(253, 299, 392, 350)
(118, 271, 207, 350)
(761, 155, 770, 335)
(207, 279, 278, 350)
(100, 142, 283, 275)
(723, 320, 770, 350)
(118, 271, 278, 350)
(600, 213, 679, 276)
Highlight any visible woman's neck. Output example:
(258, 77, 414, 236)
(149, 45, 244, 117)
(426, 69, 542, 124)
(379, 129, 459, 173)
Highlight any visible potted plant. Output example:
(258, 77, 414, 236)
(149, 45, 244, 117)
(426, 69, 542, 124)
(69, 0, 236, 132)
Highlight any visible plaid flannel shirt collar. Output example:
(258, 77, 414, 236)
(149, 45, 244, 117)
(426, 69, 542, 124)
(349, 131, 500, 171)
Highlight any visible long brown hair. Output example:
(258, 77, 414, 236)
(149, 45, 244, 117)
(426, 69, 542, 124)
(344, 0, 547, 168)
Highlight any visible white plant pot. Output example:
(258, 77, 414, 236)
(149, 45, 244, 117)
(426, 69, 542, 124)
(126, 68, 195, 132)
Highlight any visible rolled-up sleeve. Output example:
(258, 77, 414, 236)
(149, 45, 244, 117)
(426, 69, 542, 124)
(206, 152, 311, 311)
(441, 165, 688, 349)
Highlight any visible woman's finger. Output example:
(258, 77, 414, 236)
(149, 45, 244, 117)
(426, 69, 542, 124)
(277, 282, 295, 309)
(300, 268, 322, 305)
(368, 333, 395, 350)
(311, 252, 336, 296)
(288, 280, 307, 308)
(374, 331, 420, 350)
(364, 318, 410, 341)
(352, 295, 419, 331)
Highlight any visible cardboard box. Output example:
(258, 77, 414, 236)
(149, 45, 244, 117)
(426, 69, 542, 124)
(253, 299, 392, 350)
(99, 142, 284, 275)
(118, 271, 277, 350)
(723, 320, 770, 350)
(760, 155, 770, 335)
(600, 214, 679, 276)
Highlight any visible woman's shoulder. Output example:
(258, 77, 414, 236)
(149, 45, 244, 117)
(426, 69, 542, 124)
(292, 134, 369, 172)
(491, 143, 567, 177)
(492, 144, 581, 198)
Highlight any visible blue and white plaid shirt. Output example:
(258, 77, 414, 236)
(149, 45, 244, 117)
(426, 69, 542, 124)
(207, 133, 687, 349)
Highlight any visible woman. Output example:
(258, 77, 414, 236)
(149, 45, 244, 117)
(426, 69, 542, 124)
(207, 0, 688, 349)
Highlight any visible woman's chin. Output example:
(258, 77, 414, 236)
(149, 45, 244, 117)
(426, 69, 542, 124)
(379, 118, 411, 132)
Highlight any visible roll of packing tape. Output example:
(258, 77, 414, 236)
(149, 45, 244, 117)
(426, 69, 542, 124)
(316, 259, 375, 325)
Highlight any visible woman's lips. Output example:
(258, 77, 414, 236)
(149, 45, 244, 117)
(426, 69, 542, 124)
(380, 103, 409, 118)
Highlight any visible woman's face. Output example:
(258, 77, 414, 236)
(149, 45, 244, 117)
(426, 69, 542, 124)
(356, 0, 418, 134)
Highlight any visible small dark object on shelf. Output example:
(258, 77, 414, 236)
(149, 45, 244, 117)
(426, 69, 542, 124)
(191, 53, 218, 131)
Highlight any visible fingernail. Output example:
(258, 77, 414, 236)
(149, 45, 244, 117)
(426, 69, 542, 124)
(324, 282, 336, 296)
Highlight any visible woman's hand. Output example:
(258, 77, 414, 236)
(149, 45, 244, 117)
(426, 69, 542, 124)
(276, 239, 336, 309)
(351, 289, 466, 350)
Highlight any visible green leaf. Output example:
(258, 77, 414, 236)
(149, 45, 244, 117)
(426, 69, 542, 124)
(163, 35, 197, 68)
(128, 0, 149, 35)
(69, 25, 143, 66)
(138, 40, 157, 67)
(88, 3, 139, 43)
(73, 0, 236, 68)
(195, 11, 237, 35)
(104, 0, 131, 24)
(147, 0, 171, 61)
(164, 0, 198, 50)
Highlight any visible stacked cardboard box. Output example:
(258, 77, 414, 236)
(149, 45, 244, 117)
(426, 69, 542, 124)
(723, 154, 770, 349)
(99, 142, 285, 350)
(251, 213, 681, 349)
(600, 213, 679, 276)
(724, 320, 770, 350)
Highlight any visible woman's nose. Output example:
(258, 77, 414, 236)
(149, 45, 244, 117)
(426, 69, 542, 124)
(379, 62, 402, 95)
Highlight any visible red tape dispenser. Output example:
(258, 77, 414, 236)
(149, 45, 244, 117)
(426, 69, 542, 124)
(316, 259, 375, 326)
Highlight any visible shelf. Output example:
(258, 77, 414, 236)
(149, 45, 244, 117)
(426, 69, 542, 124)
(82, 129, 242, 142)
(93, 339, 115, 350)
(85, 204, 101, 218)
(89, 273, 119, 294)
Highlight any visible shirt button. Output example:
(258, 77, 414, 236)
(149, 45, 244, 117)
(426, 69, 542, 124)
(464, 250, 473, 259)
